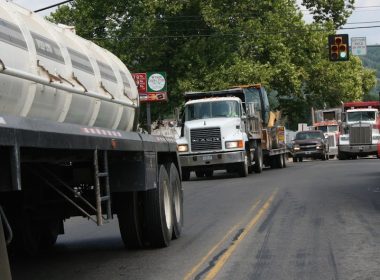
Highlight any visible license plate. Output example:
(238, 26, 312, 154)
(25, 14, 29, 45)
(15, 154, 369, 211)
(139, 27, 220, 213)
(304, 151, 312, 155)
(202, 155, 212, 161)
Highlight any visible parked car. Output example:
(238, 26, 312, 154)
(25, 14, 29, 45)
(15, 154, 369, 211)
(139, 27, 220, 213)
(292, 130, 329, 162)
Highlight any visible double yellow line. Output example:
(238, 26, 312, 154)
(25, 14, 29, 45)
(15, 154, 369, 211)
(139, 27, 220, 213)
(183, 190, 278, 280)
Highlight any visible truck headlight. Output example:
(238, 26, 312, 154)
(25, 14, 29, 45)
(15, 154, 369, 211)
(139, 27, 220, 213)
(177, 144, 188, 152)
(293, 144, 300, 151)
(316, 144, 322, 149)
(373, 135, 380, 140)
(225, 140, 243, 149)
(340, 136, 349, 141)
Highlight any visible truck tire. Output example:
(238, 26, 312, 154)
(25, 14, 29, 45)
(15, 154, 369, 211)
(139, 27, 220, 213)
(168, 163, 183, 239)
(274, 154, 284, 168)
(292, 157, 297, 162)
(338, 151, 347, 160)
(9, 210, 42, 256)
(40, 219, 61, 249)
(182, 169, 190, 181)
(253, 146, 263, 173)
(116, 192, 145, 250)
(281, 154, 287, 168)
(238, 153, 249, 177)
(144, 165, 173, 247)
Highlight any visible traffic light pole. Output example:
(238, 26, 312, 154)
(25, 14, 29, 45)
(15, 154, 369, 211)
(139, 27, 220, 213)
(146, 103, 152, 134)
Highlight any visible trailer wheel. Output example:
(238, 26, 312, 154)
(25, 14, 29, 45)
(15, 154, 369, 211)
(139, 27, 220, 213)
(253, 146, 263, 173)
(9, 210, 42, 256)
(168, 163, 183, 239)
(145, 165, 173, 247)
(238, 153, 249, 177)
(40, 219, 61, 249)
(116, 192, 145, 250)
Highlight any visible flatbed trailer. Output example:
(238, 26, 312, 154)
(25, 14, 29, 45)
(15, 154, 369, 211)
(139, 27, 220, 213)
(0, 115, 183, 259)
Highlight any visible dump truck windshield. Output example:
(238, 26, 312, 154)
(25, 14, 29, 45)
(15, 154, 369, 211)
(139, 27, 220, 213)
(317, 125, 338, 133)
(295, 132, 323, 140)
(347, 111, 376, 122)
(185, 100, 240, 121)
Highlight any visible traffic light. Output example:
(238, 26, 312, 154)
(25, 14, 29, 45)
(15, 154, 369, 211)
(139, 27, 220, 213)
(328, 34, 349, 62)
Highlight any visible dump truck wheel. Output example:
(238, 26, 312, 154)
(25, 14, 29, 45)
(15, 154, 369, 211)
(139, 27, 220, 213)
(253, 146, 263, 173)
(238, 153, 249, 177)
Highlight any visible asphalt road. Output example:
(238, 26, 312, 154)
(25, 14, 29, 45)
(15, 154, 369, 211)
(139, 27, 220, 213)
(11, 158, 380, 280)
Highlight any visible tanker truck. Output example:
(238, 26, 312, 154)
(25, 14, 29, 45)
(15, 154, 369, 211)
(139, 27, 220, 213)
(0, 0, 183, 263)
(176, 84, 288, 180)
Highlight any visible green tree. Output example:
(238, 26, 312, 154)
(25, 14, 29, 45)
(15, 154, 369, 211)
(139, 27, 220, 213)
(302, 0, 355, 28)
(48, 0, 376, 129)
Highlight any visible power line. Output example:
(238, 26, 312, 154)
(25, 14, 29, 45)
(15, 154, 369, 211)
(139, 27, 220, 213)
(346, 20, 380, 25)
(340, 25, 380, 30)
(89, 24, 380, 40)
(355, 5, 380, 9)
(34, 0, 73, 13)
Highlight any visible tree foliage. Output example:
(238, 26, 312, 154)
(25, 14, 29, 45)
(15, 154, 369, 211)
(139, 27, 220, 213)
(302, 0, 355, 28)
(48, 0, 376, 129)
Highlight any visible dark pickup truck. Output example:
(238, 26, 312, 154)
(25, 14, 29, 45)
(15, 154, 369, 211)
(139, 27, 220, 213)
(292, 130, 329, 162)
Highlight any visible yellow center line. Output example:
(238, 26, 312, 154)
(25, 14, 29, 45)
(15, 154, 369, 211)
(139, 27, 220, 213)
(204, 190, 278, 280)
(183, 198, 263, 280)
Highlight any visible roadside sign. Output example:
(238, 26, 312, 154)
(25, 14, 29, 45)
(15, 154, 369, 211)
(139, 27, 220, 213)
(132, 72, 168, 102)
(147, 72, 167, 92)
(351, 37, 367, 56)
(139, 92, 168, 102)
(131, 73, 147, 93)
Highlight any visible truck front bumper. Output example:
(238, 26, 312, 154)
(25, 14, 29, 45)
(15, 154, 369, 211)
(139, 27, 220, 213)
(179, 151, 245, 168)
(338, 144, 377, 155)
(293, 149, 324, 158)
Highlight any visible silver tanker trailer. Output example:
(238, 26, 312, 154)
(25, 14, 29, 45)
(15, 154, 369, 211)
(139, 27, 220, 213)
(0, 0, 183, 270)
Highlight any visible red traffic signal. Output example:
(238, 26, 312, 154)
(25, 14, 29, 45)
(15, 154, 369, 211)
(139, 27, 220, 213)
(328, 34, 349, 62)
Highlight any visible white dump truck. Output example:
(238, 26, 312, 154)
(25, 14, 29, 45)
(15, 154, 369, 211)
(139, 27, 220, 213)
(312, 108, 342, 158)
(176, 84, 288, 180)
(0, 0, 183, 265)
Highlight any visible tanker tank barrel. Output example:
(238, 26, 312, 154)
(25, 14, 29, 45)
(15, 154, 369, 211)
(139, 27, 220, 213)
(0, 60, 137, 109)
(0, 1, 139, 131)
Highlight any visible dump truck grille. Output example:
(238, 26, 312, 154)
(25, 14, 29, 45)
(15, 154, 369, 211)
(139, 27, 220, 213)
(328, 134, 336, 148)
(349, 124, 372, 145)
(190, 127, 222, 151)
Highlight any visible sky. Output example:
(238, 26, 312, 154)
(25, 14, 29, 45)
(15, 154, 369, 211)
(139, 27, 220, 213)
(11, 0, 380, 45)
